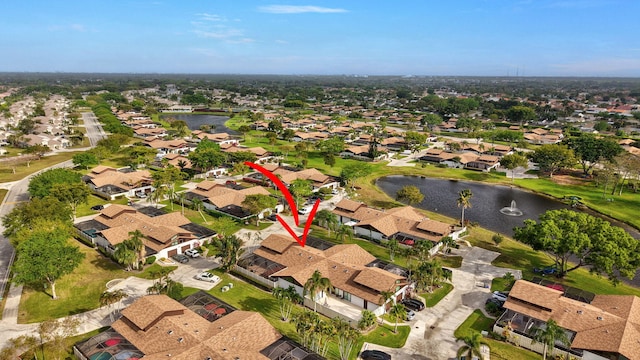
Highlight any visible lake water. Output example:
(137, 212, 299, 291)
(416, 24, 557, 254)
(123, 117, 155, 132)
(160, 113, 236, 133)
(375, 175, 639, 238)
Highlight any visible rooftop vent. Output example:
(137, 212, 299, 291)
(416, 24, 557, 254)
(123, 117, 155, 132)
(178, 338, 183, 343)
(167, 330, 173, 334)
(597, 316, 603, 320)
(577, 310, 583, 314)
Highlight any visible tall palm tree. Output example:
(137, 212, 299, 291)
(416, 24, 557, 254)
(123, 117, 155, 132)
(191, 197, 208, 223)
(176, 191, 186, 215)
(457, 188, 473, 226)
(531, 319, 570, 359)
(127, 230, 145, 270)
(379, 289, 395, 324)
(272, 286, 300, 322)
(387, 238, 399, 261)
(212, 234, 244, 272)
(315, 209, 338, 236)
(456, 333, 488, 360)
(332, 317, 361, 360)
(113, 242, 138, 271)
(151, 184, 167, 209)
(304, 270, 333, 312)
(389, 303, 407, 333)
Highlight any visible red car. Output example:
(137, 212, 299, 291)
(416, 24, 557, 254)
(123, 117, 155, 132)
(399, 239, 415, 246)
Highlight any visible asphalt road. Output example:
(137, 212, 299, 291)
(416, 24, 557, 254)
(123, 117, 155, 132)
(0, 111, 106, 301)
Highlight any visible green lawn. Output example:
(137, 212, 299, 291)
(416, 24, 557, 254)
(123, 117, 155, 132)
(421, 283, 453, 307)
(75, 194, 129, 218)
(0, 152, 79, 183)
(135, 263, 178, 279)
(436, 255, 463, 268)
(18, 241, 127, 323)
(208, 269, 409, 360)
(455, 310, 540, 360)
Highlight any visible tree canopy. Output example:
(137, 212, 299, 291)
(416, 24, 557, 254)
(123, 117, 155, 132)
(529, 144, 575, 177)
(12, 225, 84, 299)
(564, 134, 623, 175)
(513, 209, 640, 283)
(340, 163, 373, 189)
(241, 194, 278, 225)
(396, 185, 425, 205)
(2, 196, 72, 239)
(27, 168, 82, 198)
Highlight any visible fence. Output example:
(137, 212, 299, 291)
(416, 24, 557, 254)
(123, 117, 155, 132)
(303, 297, 359, 328)
(233, 265, 278, 289)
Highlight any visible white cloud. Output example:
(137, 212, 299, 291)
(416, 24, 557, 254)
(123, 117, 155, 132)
(258, 5, 348, 14)
(192, 13, 253, 43)
(196, 13, 226, 22)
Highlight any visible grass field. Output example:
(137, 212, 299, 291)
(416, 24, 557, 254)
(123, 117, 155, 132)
(18, 242, 126, 323)
(0, 152, 78, 183)
(421, 283, 454, 307)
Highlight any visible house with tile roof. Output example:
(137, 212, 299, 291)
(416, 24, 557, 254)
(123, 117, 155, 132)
(83, 166, 155, 200)
(75, 204, 216, 260)
(331, 199, 462, 255)
(495, 280, 640, 360)
(74, 293, 323, 360)
(184, 180, 277, 220)
(240, 234, 409, 319)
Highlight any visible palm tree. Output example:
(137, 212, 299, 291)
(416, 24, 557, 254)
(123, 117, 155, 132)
(457, 189, 473, 226)
(191, 197, 208, 223)
(315, 209, 338, 236)
(332, 317, 361, 360)
(304, 270, 333, 312)
(440, 236, 457, 254)
(176, 191, 186, 215)
(127, 230, 145, 270)
(358, 309, 377, 331)
(335, 224, 354, 243)
(379, 289, 395, 324)
(387, 238, 399, 261)
(389, 303, 407, 333)
(272, 286, 300, 322)
(456, 333, 488, 360)
(531, 319, 570, 359)
(151, 184, 167, 208)
(113, 242, 138, 271)
(212, 235, 244, 272)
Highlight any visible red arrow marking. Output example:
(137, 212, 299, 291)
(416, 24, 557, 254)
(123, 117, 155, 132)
(245, 162, 319, 247)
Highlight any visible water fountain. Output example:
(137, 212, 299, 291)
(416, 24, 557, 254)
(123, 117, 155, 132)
(500, 200, 523, 216)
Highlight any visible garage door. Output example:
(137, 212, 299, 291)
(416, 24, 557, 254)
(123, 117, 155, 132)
(168, 249, 178, 257)
(181, 245, 191, 253)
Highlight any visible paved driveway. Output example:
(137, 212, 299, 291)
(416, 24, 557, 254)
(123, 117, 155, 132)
(167, 256, 221, 290)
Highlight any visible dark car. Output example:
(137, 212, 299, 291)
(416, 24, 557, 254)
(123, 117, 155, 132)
(90, 204, 105, 211)
(360, 350, 391, 360)
(171, 254, 189, 264)
(401, 298, 425, 312)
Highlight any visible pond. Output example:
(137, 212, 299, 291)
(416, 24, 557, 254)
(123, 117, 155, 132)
(375, 175, 639, 239)
(160, 113, 236, 133)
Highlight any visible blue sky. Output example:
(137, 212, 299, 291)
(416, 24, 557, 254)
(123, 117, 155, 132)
(1, 0, 639, 76)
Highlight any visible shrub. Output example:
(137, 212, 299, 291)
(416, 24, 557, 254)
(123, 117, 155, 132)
(492, 233, 504, 246)
(145, 256, 156, 265)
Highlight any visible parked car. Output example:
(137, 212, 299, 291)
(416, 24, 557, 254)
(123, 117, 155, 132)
(492, 291, 509, 302)
(298, 206, 313, 215)
(405, 309, 416, 321)
(90, 204, 104, 211)
(266, 213, 278, 221)
(401, 298, 425, 311)
(184, 249, 200, 258)
(399, 238, 415, 246)
(485, 297, 504, 307)
(136, 192, 148, 199)
(534, 266, 558, 276)
(171, 254, 189, 264)
(195, 272, 221, 283)
(360, 350, 391, 360)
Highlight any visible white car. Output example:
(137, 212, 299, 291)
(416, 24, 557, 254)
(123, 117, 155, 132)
(298, 206, 313, 215)
(184, 249, 200, 258)
(492, 291, 509, 302)
(195, 272, 220, 283)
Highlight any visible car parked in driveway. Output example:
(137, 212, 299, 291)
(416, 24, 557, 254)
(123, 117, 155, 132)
(492, 291, 509, 302)
(405, 309, 416, 321)
(401, 298, 425, 311)
(184, 249, 200, 258)
(298, 206, 313, 215)
(360, 349, 391, 360)
(171, 254, 189, 264)
(90, 204, 104, 211)
(195, 272, 220, 283)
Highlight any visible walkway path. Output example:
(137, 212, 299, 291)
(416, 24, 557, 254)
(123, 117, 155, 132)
(363, 245, 521, 360)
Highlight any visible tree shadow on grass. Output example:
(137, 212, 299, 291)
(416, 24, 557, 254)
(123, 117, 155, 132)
(236, 296, 278, 314)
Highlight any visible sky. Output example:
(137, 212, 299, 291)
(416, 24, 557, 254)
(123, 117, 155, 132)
(1, 0, 639, 77)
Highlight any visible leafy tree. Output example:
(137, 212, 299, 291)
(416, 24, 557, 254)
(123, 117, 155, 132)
(506, 105, 536, 125)
(212, 234, 244, 272)
(457, 189, 473, 226)
(389, 303, 407, 333)
(323, 153, 336, 167)
(50, 183, 91, 219)
(404, 131, 427, 155)
(500, 152, 528, 182)
(340, 163, 373, 189)
(456, 333, 488, 360)
(529, 144, 575, 177)
(318, 136, 346, 155)
(25, 144, 50, 157)
(237, 125, 252, 141)
(564, 134, 623, 175)
(268, 120, 283, 133)
(421, 113, 443, 130)
(28, 168, 82, 198)
(513, 209, 640, 283)
(304, 270, 333, 312)
(227, 150, 257, 164)
(72, 152, 99, 169)
(189, 147, 225, 173)
(289, 179, 313, 209)
(38, 317, 80, 360)
(282, 128, 296, 141)
(242, 193, 278, 226)
(2, 197, 72, 239)
(456, 117, 482, 132)
(127, 146, 156, 168)
(396, 185, 425, 205)
(12, 226, 84, 299)
(492, 233, 504, 246)
(531, 319, 570, 360)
